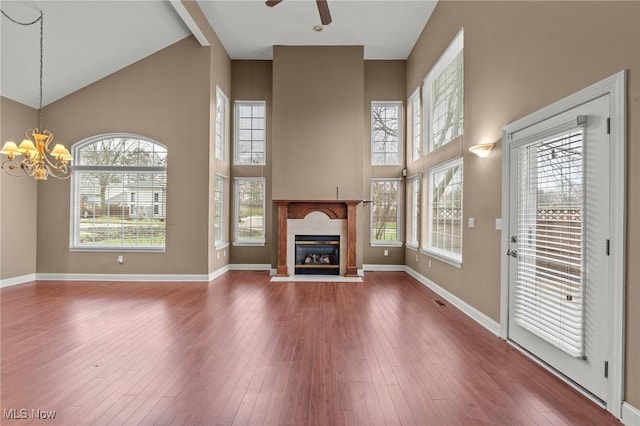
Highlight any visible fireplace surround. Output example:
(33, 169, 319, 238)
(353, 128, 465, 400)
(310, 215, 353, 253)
(274, 200, 361, 277)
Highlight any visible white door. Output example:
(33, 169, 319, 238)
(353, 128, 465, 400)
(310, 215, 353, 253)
(506, 95, 610, 402)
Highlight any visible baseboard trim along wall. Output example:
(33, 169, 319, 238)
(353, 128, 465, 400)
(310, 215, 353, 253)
(362, 264, 406, 272)
(37, 273, 212, 282)
(622, 402, 640, 426)
(404, 266, 502, 337)
(0, 274, 38, 288)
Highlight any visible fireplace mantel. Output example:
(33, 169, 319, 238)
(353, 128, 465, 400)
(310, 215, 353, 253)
(274, 200, 361, 277)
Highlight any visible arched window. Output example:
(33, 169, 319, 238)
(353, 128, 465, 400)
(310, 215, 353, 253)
(70, 134, 167, 251)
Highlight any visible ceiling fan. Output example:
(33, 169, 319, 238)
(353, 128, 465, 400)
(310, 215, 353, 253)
(265, 0, 332, 26)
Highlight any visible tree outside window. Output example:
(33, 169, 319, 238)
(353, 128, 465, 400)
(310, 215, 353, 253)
(371, 102, 402, 165)
(371, 179, 401, 244)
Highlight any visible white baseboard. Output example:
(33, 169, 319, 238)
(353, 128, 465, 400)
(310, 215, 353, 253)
(208, 265, 230, 281)
(363, 264, 406, 272)
(37, 273, 210, 282)
(622, 402, 640, 426)
(404, 266, 501, 336)
(228, 264, 271, 271)
(0, 274, 37, 288)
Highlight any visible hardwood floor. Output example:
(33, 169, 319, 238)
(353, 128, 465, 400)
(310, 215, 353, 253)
(1, 271, 619, 425)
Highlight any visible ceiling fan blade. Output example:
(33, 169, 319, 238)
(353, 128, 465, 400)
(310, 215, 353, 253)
(316, 0, 332, 25)
(265, 0, 283, 7)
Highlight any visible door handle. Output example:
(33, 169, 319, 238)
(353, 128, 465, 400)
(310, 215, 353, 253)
(506, 249, 518, 258)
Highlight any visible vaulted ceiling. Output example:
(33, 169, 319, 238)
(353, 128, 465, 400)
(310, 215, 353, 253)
(1, 0, 437, 109)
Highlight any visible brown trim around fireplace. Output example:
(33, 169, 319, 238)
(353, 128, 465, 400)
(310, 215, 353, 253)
(274, 200, 362, 277)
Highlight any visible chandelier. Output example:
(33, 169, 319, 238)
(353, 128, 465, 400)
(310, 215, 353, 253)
(0, 10, 72, 180)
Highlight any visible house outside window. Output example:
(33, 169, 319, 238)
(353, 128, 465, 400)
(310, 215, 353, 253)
(424, 158, 463, 265)
(423, 29, 464, 152)
(70, 134, 167, 251)
(371, 179, 402, 246)
(216, 87, 229, 161)
(235, 101, 266, 165)
(371, 102, 402, 165)
(234, 177, 265, 245)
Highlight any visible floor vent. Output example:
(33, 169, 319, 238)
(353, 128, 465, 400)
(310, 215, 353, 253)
(433, 299, 446, 307)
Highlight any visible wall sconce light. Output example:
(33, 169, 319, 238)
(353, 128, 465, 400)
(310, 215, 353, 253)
(469, 143, 495, 158)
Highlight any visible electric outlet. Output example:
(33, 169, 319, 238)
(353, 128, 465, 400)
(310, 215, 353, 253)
(415, 254, 418, 262)
(217, 252, 220, 259)
(117, 255, 124, 264)
(428, 259, 432, 268)
(223, 250, 226, 257)
(383, 249, 389, 256)
(468, 217, 475, 228)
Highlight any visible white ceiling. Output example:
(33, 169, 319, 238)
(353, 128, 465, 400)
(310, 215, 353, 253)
(1, 0, 437, 109)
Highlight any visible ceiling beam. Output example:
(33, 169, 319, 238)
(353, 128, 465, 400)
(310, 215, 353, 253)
(169, 0, 210, 47)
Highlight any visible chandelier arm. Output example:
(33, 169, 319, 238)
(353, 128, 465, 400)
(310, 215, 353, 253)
(1, 159, 31, 177)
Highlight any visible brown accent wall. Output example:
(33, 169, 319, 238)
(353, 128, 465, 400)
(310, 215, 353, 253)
(35, 37, 214, 275)
(271, 46, 366, 268)
(0, 98, 38, 281)
(230, 61, 273, 266)
(363, 60, 406, 266)
(405, 0, 639, 408)
(272, 46, 365, 201)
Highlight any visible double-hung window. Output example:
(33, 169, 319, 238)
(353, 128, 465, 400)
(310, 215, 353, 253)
(371, 179, 402, 246)
(424, 158, 463, 265)
(215, 87, 229, 161)
(213, 175, 228, 247)
(234, 177, 265, 245)
(406, 176, 420, 249)
(371, 102, 402, 165)
(408, 90, 421, 162)
(423, 29, 464, 152)
(235, 101, 266, 165)
(71, 135, 167, 251)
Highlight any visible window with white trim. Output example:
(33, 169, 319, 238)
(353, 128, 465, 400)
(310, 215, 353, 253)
(235, 101, 266, 165)
(71, 135, 167, 251)
(371, 102, 402, 165)
(371, 179, 402, 245)
(213, 175, 227, 246)
(215, 87, 229, 161)
(425, 158, 463, 264)
(423, 29, 464, 152)
(406, 176, 420, 248)
(234, 177, 265, 244)
(408, 89, 421, 162)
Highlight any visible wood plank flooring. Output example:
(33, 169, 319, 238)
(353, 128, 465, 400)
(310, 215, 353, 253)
(0, 271, 619, 425)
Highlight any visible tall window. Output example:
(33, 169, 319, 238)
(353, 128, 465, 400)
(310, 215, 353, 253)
(216, 87, 229, 161)
(234, 177, 265, 244)
(406, 176, 420, 248)
(213, 175, 227, 246)
(424, 29, 464, 152)
(235, 101, 266, 165)
(371, 179, 402, 245)
(408, 90, 421, 162)
(371, 102, 402, 165)
(425, 158, 463, 264)
(71, 135, 167, 251)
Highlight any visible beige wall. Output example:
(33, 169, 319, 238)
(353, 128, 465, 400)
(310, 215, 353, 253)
(406, 0, 639, 408)
(272, 46, 365, 201)
(363, 60, 406, 265)
(0, 98, 38, 281)
(36, 37, 214, 275)
(230, 61, 273, 266)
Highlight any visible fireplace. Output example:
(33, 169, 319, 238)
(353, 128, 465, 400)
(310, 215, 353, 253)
(274, 200, 361, 277)
(295, 235, 340, 275)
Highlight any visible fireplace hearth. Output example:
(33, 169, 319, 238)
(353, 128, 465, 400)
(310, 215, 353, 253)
(295, 235, 340, 275)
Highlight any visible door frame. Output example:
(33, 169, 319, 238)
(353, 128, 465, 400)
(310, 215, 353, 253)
(500, 71, 626, 417)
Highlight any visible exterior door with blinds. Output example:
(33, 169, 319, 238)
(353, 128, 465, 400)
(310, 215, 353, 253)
(506, 95, 609, 402)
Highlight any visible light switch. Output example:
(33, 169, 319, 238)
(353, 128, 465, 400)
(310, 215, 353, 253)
(496, 218, 503, 230)
(468, 217, 475, 228)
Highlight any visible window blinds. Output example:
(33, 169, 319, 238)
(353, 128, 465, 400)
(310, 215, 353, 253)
(514, 126, 586, 358)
